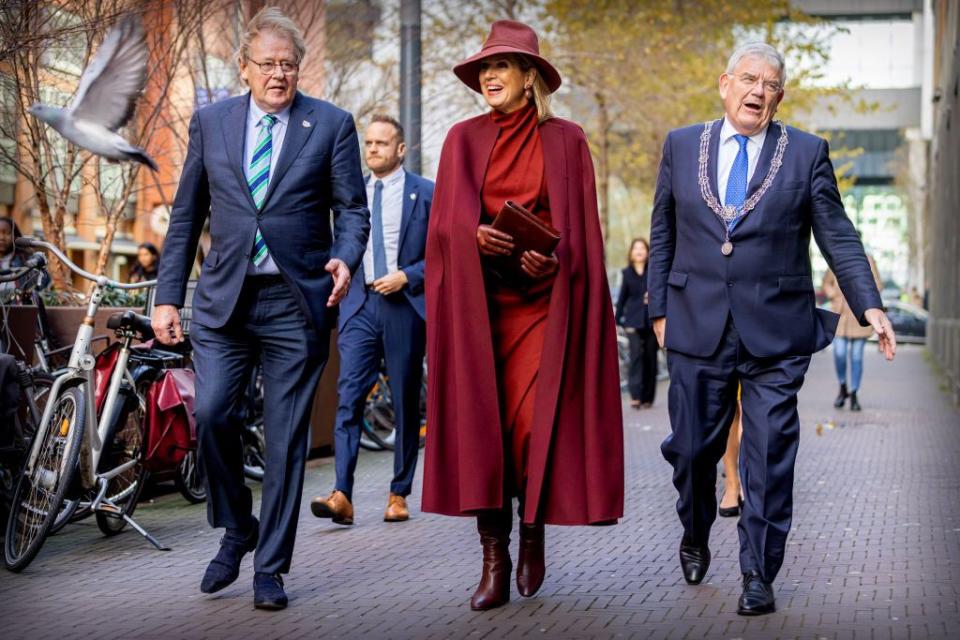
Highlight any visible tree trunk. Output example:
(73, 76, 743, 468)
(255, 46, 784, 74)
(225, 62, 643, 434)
(37, 199, 71, 289)
(595, 91, 610, 244)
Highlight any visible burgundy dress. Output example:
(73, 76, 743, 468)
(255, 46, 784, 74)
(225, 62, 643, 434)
(480, 104, 554, 495)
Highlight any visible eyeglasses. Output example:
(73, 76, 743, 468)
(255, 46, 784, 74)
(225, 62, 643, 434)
(735, 73, 782, 94)
(245, 57, 299, 76)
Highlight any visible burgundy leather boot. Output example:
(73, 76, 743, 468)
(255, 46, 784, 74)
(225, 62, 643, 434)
(516, 522, 545, 596)
(470, 509, 513, 610)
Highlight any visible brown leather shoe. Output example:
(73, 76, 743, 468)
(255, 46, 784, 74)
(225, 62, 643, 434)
(516, 523, 545, 597)
(310, 490, 354, 525)
(383, 494, 409, 522)
(470, 509, 512, 611)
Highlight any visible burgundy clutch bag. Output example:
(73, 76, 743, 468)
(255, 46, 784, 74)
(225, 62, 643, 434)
(488, 200, 562, 283)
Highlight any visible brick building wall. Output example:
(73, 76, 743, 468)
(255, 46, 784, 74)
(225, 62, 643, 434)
(929, 0, 960, 403)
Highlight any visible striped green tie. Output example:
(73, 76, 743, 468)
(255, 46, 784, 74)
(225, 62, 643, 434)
(249, 113, 277, 267)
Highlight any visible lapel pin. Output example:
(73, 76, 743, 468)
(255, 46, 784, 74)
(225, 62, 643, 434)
(302, 120, 311, 128)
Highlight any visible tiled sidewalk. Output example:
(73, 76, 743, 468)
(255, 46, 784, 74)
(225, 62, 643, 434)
(0, 345, 957, 639)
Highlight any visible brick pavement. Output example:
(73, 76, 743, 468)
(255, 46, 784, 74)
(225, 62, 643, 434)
(0, 345, 958, 639)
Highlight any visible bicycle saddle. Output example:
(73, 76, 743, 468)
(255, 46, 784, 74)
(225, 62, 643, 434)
(107, 310, 155, 341)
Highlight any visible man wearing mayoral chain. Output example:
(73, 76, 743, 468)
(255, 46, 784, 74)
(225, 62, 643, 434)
(648, 42, 897, 615)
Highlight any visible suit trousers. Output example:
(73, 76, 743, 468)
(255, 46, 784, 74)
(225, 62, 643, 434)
(191, 276, 326, 575)
(661, 316, 810, 583)
(333, 290, 426, 499)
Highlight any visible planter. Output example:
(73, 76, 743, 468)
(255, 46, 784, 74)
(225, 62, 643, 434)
(3, 305, 139, 366)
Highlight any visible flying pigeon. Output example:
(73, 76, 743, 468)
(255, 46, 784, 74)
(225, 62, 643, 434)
(28, 14, 157, 171)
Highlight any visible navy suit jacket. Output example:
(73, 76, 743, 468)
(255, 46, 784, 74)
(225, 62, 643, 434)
(647, 119, 883, 359)
(155, 92, 370, 334)
(338, 171, 434, 330)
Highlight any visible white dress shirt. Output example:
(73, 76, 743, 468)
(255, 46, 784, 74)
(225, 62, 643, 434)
(244, 97, 291, 275)
(363, 166, 405, 285)
(717, 117, 767, 207)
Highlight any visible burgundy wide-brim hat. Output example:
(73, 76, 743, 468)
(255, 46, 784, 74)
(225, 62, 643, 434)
(453, 20, 562, 95)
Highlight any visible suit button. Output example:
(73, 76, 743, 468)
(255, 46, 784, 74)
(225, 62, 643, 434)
(727, 281, 734, 287)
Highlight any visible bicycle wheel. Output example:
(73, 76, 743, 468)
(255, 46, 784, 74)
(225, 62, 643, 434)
(242, 421, 266, 482)
(174, 449, 206, 504)
(48, 495, 83, 535)
(4, 384, 85, 572)
(361, 377, 397, 451)
(96, 387, 148, 535)
(1, 372, 54, 529)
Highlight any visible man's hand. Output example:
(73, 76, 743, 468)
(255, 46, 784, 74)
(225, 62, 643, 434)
(151, 304, 183, 345)
(653, 317, 666, 349)
(864, 307, 897, 361)
(520, 250, 558, 280)
(372, 270, 408, 295)
(477, 224, 514, 257)
(325, 258, 351, 307)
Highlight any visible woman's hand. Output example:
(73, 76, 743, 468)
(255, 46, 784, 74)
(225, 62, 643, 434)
(477, 224, 515, 256)
(521, 250, 559, 280)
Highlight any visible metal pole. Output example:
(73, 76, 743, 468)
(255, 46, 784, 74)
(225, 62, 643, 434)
(400, 0, 422, 174)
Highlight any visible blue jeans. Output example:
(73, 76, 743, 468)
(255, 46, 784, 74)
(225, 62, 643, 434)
(833, 337, 866, 392)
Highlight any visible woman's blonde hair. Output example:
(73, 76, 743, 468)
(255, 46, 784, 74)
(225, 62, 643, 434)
(237, 7, 307, 66)
(515, 54, 554, 122)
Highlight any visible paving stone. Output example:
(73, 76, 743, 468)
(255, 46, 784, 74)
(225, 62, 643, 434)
(0, 346, 957, 639)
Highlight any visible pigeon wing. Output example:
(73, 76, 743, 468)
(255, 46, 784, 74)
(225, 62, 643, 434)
(69, 14, 148, 132)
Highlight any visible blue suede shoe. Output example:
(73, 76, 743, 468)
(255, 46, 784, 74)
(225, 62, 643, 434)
(253, 572, 288, 610)
(200, 517, 259, 594)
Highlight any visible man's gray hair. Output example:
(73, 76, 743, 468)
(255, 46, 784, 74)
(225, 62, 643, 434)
(726, 42, 787, 86)
(237, 6, 307, 64)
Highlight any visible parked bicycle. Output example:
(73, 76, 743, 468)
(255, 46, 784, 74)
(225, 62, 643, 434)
(359, 364, 427, 452)
(4, 237, 171, 572)
(0, 256, 55, 529)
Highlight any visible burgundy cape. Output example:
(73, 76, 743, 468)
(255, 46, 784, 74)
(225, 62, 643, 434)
(422, 113, 624, 525)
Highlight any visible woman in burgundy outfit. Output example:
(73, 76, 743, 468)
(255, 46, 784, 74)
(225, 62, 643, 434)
(422, 20, 624, 611)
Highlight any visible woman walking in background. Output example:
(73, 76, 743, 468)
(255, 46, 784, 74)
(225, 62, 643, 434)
(616, 238, 658, 409)
(823, 254, 883, 411)
(422, 20, 623, 611)
(129, 242, 160, 283)
(719, 391, 743, 517)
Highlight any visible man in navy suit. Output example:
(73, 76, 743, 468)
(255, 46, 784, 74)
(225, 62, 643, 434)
(151, 7, 368, 610)
(310, 115, 433, 525)
(648, 42, 897, 616)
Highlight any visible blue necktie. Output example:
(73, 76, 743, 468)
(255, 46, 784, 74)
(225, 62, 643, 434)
(249, 114, 277, 266)
(724, 134, 749, 232)
(371, 180, 388, 279)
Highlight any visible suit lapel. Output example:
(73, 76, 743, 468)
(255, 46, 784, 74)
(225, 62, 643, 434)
(260, 92, 316, 211)
(747, 121, 779, 199)
(223, 94, 259, 213)
(708, 118, 723, 202)
(398, 173, 418, 251)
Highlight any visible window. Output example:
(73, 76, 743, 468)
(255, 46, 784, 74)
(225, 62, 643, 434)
(40, 6, 86, 78)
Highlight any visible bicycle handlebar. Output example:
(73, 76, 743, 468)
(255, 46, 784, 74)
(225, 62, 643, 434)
(15, 237, 156, 290)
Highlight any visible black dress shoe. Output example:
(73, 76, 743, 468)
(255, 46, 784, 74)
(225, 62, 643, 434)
(737, 570, 775, 615)
(254, 572, 288, 610)
(679, 540, 710, 585)
(718, 495, 743, 518)
(200, 517, 259, 594)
